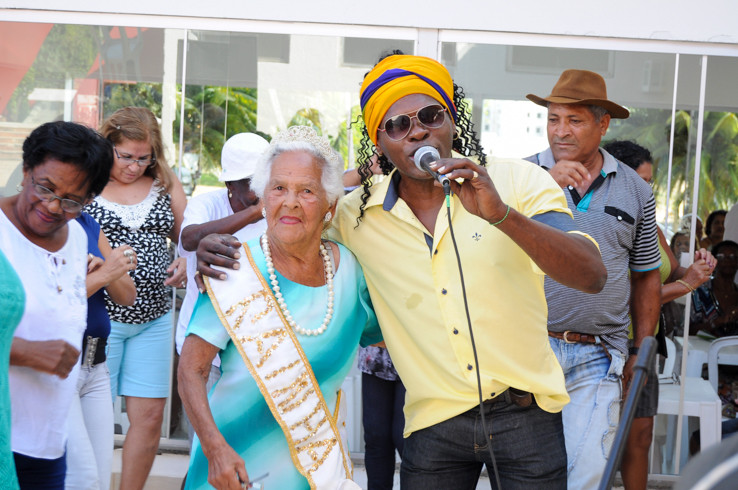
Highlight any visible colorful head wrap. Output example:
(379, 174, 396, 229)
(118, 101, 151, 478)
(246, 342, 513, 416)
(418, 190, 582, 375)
(360, 55, 457, 145)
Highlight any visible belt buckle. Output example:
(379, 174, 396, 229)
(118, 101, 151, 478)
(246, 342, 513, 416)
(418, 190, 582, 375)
(83, 336, 99, 368)
(562, 331, 576, 343)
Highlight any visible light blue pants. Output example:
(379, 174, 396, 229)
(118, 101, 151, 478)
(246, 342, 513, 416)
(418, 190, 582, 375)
(549, 337, 625, 490)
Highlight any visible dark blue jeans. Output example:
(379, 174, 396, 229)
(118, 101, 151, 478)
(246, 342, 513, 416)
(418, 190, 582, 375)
(14, 452, 66, 489)
(400, 391, 567, 490)
(362, 373, 406, 490)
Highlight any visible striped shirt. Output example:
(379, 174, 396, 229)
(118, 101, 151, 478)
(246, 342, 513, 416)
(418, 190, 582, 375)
(526, 147, 661, 354)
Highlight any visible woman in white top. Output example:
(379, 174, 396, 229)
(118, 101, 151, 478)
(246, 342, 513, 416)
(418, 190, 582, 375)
(0, 121, 113, 489)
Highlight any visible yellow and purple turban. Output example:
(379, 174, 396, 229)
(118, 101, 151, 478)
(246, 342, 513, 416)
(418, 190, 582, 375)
(360, 54, 457, 145)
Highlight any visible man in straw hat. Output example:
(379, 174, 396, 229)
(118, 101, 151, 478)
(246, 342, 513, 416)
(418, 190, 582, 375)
(194, 54, 607, 489)
(525, 69, 662, 489)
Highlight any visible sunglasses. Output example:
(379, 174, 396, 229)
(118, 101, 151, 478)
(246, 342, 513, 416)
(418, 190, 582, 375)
(114, 146, 156, 167)
(31, 176, 85, 215)
(378, 104, 448, 141)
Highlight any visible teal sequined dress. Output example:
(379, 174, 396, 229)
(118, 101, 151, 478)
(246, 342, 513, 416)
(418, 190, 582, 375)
(184, 239, 380, 489)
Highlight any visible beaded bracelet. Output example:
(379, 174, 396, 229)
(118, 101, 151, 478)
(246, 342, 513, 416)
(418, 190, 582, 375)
(490, 205, 511, 226)
(676, 279, 695, 292)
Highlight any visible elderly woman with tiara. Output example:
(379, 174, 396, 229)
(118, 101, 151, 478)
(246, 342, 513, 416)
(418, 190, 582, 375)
(195, 53, 606, 489)
(178, 126, 381, 490)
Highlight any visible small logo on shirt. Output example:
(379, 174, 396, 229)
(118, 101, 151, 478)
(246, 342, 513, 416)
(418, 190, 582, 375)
(472, 232, 482, 241)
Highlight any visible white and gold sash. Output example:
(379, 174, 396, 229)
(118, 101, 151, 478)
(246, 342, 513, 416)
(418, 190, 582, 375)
(204, 245, 358, 490)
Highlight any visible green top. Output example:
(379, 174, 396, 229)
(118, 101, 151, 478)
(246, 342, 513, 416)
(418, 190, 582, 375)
(0, 250, 25, 490)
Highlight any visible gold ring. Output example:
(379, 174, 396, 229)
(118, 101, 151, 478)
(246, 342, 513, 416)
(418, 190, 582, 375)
(194, 270, 201, 277)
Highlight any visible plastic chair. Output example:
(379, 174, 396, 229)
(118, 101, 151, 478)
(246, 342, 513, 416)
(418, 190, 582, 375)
(658, 336, 677, 381)
(707, 335, 738, 392)
(653, 337, 722, 473)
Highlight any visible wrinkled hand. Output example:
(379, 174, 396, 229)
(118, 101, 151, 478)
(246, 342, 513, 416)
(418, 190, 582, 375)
(429, 158, 508, 223)
(15, 339, 80, 378)
(547, 159, 590, 189)
(165, 256, 187, 288)
(194, 234, 242, 291)
(205, 442, 249, 490)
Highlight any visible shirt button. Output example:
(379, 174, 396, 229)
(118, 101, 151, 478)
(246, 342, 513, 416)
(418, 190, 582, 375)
(441, 288, 447, 295)
(453, 328, 459, 335)
(434, 249, 438, 255)
(467, 364, 473, 371)
(490, 392, 496, 398)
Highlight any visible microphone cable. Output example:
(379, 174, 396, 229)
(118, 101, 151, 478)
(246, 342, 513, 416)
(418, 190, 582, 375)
(444, 193, 503, 490)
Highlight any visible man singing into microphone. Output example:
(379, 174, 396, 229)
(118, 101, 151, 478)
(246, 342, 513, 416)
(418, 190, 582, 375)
(195, 53, 607, 489)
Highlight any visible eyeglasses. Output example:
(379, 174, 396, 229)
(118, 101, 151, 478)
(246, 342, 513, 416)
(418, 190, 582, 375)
(377, 104, 448, 141)
(717, 253, 738, 260)
(114, 146, 155, 167)
(30, 176, 85, 214)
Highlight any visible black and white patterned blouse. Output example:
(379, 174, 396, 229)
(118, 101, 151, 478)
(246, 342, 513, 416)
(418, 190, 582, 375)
(85, 180, 174, 324)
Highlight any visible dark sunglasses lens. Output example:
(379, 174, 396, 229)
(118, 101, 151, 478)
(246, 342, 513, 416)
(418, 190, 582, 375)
(384, 115, 411, 140)
(418, 106, 445, 127)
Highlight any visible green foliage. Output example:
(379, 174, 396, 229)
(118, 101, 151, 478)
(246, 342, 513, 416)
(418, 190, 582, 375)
(198, 172, 222, 187)
(103, 83, 162, 118)
(175, 85, 262, 174)
(607, 108, 738, 229)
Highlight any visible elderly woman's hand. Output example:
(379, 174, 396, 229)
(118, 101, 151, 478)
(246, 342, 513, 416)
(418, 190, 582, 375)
(204, 442, 249, 490)
(194, 234, 242, 291)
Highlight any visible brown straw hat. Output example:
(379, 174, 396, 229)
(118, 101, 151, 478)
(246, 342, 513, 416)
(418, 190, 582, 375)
(526, 69, 629, 119)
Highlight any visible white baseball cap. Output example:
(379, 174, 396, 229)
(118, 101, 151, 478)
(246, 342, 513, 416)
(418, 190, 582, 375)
(218, 133, 270, 182)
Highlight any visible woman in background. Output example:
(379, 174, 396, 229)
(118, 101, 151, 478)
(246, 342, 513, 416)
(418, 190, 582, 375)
(85, 107, 187, 490)
(604, 140, 715, 490)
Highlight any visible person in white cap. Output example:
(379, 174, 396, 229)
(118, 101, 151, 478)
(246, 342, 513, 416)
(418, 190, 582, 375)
(175, 133, 270, 443)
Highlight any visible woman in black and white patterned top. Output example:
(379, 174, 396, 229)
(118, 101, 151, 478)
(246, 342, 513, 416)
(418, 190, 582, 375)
(85, 107, 187, 490)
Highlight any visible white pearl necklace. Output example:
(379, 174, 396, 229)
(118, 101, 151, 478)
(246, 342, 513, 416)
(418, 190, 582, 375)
(261, 234, 334, 336)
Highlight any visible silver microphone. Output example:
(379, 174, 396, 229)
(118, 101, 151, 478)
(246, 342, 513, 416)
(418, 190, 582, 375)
(414, 146, 450, 189)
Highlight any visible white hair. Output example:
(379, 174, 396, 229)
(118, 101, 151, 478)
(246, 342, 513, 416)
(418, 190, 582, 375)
(251, 126, 344, 205)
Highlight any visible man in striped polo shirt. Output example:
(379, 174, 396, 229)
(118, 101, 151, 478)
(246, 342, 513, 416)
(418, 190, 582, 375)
(525, 69, 662, 489)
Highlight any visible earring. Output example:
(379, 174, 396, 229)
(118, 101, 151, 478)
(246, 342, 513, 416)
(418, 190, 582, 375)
(324, 211, 332, 222)
(261, 208, 266, 218)
(16, 183, 23, 192)
(228, 190, 233, 198)
(454, 126, 461, 140)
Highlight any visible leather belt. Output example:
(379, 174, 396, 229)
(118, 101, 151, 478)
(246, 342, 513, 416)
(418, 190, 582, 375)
(81, 336, 107, 367)
(548, 330, 599, 344)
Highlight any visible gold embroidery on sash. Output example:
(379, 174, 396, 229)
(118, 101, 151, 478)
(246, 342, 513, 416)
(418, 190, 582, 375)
(204, 244, 353, 489)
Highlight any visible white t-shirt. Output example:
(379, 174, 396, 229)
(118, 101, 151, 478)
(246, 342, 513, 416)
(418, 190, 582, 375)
(176, 188, 266, 365)
(0, 210, 87, 459)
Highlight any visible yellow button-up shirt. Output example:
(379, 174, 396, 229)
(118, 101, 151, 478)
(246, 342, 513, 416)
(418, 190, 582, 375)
(328, 157, 574, 436)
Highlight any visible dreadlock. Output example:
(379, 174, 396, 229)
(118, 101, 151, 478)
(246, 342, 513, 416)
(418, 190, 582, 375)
(352, 53, 486, 226)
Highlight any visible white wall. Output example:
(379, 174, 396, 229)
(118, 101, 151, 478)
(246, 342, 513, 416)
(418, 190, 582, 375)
(2, 0, 738, 47)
